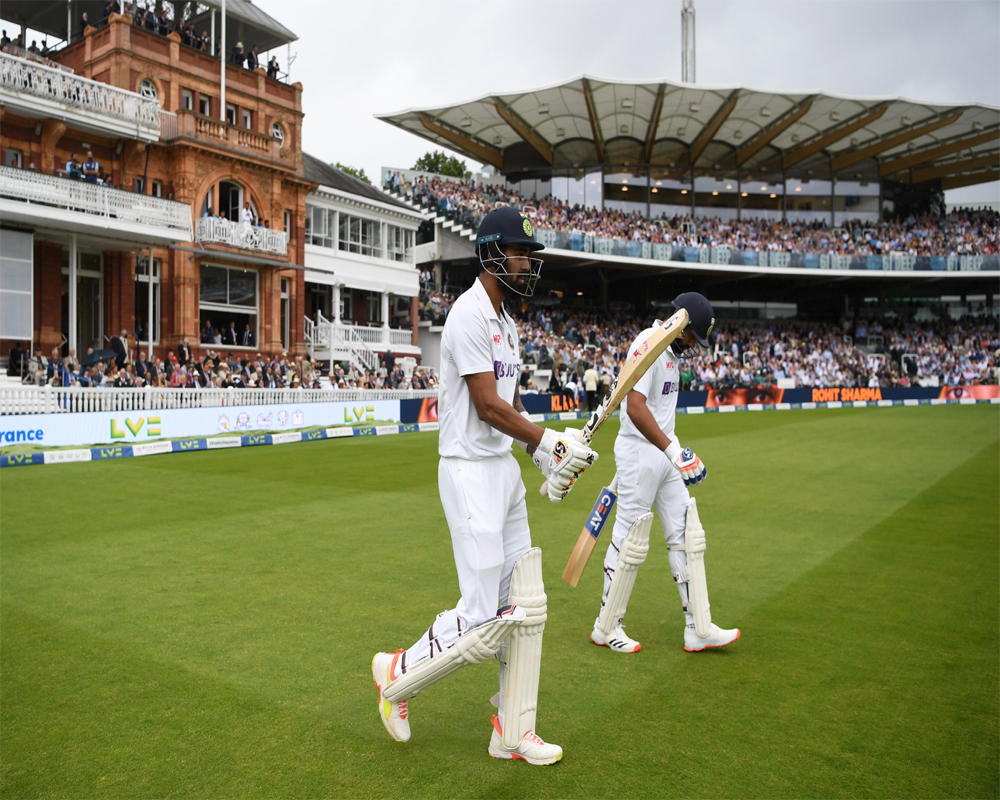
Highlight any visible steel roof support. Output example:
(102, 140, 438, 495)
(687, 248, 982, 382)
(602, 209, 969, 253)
(582, 78, 604, 163)
(493, 100, 553, 164)
(830, 110, 963, 173)
(418, 116, 504, 170)
(879, 129, 1000, 176)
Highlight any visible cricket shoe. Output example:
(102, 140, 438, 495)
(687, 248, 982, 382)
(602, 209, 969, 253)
(684, 623, 740, 652)
(372, 650, 410, 742)
(590, 617, 641, 653)
(489, 715, 562, 765)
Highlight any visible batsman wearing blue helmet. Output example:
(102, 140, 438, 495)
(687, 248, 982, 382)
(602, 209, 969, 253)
(590, 292, 741, 654)
(372, 207, 599, 764)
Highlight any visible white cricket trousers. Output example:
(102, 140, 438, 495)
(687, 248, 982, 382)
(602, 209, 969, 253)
(601, 435, 693, 622)
(404, 453, 531, 667)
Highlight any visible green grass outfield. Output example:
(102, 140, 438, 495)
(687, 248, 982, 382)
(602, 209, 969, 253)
(1, 405, 997, 799)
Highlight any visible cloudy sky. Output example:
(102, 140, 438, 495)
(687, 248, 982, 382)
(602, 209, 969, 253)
(253, 0, 999, 203)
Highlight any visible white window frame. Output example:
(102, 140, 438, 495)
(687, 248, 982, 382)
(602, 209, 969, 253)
(386, 224, 415, 263)
(181, 88, 194, 110)
(283, 209, 292, 233)
(5, 148, 23, 168)
(271, 122, 285, 146)
(366, 291, 380, 324)
(61, 250, 103, 352)
(280, 277, 290, 350)
(135, 256, 161, 345)
(139, 78, 158, 101)
(198, 262, 259, 349)
(305, 204, 336, 248)
(199, 94, 211, 116)
(338, 213, 382, 258)
(151, 179, 163, 198)
(134, 175, 146, 193)
(241, 108, 252, 129)
(226, 103, 237, 125)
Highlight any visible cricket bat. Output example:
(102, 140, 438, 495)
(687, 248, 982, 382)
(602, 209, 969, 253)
(540, 308, 689, 497)
(562, 473, 619, 587)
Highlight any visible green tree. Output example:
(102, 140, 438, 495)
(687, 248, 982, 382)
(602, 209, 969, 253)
(333, 162, 371, 185)
(412, 150, 470, 179)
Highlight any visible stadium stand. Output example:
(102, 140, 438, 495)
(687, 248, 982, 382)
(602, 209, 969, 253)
(387, 173, 999, 257)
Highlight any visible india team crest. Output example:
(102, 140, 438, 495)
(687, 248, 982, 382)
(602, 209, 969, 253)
(521, 216, 533, 237)
(507, 332, 515, 351)
(707, 317, 716, 337)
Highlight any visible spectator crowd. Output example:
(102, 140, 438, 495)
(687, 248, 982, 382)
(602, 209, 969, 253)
(386, 173, 998, 257)
(510, 305, 999, 397)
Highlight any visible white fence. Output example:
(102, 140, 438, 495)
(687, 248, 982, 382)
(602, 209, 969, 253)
(0, 386, 438, 415)
(0, 165, 193, 233)
(0, 52, 160, 132)
(195, 217, 288, 256)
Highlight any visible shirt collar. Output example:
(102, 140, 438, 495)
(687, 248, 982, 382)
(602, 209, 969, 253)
(472, 276, 502, 322)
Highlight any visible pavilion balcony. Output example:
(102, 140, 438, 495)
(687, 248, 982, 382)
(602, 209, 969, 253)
(194, 217, 288, 255)
(0, 165, 193, 245)
(0, 52, 161, 141)
(159, 110, 290, 164)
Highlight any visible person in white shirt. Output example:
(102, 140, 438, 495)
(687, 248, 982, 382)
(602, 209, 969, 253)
(372, 207, 599, 765)
(591, 292, 740, 655)
(241, 201, 253, 229)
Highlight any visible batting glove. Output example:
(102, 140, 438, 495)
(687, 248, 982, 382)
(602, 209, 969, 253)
(538, 427, 599, 503)
(666, 439, 706, 486)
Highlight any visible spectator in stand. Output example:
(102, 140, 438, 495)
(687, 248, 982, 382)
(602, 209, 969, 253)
(80, 11, 91, 31)
(179, 337, 192, 363)
(241, 323, 253, 347)
(231, 41, 245, 66)
(267, 55, 279, 80)
(82, 151, 100, 183)
(241, 201, 253, 229)
(0, 31, 10, 49)
(65, 153, 82, 180)
(7, 341, 24, 377)
(246, 45, 259, 70)
(223, 321, 237, 346)
(111, 329, 130, 368)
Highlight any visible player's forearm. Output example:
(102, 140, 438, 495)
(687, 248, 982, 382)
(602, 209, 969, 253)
(478, 398, 543, 447)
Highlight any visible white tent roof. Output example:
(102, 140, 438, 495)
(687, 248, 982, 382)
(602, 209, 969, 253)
(378, 75, 999, 188)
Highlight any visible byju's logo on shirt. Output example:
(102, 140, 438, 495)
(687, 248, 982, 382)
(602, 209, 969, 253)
(662, 380, 679, 395)
(493, 360, 520, 380)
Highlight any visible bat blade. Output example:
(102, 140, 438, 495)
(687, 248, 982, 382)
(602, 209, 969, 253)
(540, 308, 689, 497)
(563, 478, 618, 587)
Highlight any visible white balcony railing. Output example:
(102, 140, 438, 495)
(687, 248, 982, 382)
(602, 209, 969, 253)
(0, 165, 193, 233)
(195, 217, 288, 256)
(0, 52, 160, 133)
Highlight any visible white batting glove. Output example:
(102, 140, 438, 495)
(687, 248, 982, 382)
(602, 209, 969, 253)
(666, 439, 706, 487)
(538, 427, 599, 503)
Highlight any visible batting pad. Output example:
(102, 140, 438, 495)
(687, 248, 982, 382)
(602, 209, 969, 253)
(598, 513, 653, 635)
(670, 497, 711, 636)
(500, 547, 548, 748)
(382, 606, 525, 703)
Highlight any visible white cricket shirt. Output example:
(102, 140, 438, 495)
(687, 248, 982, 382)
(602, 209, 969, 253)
(438, 279, 521, 460)
(618, 326, 681, 443)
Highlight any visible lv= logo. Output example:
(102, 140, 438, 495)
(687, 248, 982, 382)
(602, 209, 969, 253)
(110, 417, 161, 439)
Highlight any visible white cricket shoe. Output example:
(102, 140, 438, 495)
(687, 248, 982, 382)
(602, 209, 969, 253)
(684, 623, 740, 652)
(590, 617, 641, 653)
(372, 650, 410, 742)
(489, 715, 563, 765)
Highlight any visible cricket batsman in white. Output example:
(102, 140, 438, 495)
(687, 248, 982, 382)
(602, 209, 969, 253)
(372, 207, 599, 765)
(590, 292, 741, 654)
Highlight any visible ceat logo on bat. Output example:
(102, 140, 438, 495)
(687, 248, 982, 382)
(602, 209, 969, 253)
(494, 334, 502, 344)
(585, 490, 618, 539)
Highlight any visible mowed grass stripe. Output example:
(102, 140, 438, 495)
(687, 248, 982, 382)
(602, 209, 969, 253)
(1, 406, 997, 798)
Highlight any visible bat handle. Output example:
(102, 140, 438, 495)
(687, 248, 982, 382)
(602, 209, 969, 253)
(608, 472, 619, 493)
(539, 479, 548, 496)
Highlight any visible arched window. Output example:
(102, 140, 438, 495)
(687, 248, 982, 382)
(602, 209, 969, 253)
(271, 122, 285, 147)
(139, 78, 158, 101)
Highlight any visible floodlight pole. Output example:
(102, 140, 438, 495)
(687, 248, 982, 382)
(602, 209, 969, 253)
(220, 0, 226, 123)
(682, 0, 695, 83)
